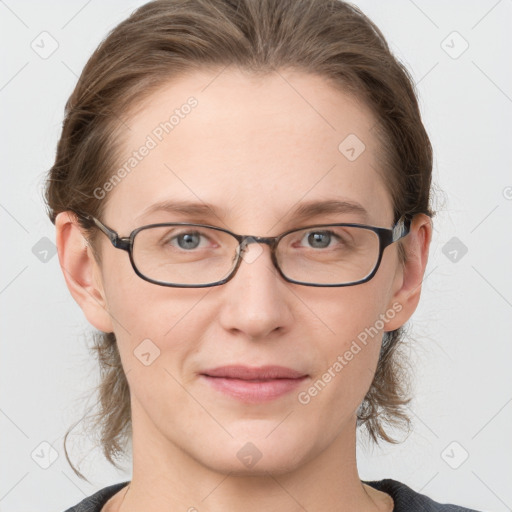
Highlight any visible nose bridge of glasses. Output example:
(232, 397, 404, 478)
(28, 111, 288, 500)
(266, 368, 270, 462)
(238, 235, 278, 255)
(240, 235, 276, 247)
(236, 235, 280, 269)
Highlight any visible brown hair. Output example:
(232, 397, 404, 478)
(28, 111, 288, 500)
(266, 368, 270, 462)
(44, 0, 434, 480)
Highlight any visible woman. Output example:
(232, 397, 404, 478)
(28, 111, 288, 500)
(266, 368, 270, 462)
(45, 0, 481, 510)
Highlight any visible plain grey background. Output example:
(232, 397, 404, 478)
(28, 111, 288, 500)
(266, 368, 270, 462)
(1, 1, 511, 511)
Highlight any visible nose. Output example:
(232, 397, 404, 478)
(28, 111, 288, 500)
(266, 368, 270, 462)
(217, 241, 293, 340)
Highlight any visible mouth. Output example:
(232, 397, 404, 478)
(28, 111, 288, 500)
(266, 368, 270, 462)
(200, 365, 309, 403)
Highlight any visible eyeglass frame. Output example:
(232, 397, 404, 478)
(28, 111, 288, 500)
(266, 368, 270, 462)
(74, 212, 412, 288)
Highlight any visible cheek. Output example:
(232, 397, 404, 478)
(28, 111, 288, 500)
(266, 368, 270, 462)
(102, 283, 206, 424)
(296, 280, 392, 405)
(100, 264, 207, 375)
(102, 254, 194, 334)
(308, 280, 390, 352)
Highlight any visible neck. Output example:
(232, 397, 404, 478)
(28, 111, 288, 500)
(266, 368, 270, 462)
(115, 401, 390, 512)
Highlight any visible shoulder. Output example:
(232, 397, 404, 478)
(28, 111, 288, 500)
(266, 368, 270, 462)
(62, 481, 130, 512)
(363, 478, 482, 512)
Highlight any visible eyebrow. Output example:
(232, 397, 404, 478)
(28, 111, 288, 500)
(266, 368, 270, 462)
(136, 198, 369, 224)
(291, 199, 369, 222)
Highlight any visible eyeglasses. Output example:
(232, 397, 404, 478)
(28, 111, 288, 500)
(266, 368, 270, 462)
(77, 213, 411, 288)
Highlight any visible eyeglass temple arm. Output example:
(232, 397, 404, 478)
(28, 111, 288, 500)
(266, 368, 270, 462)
(77, 213, 130, 251)
(392, 215, 411, 242)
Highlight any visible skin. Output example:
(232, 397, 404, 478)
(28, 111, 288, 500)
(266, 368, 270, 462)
(55, 67, 431, 512)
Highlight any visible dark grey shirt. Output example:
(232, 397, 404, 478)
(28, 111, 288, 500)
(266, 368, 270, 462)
(63, 478, 482, 511)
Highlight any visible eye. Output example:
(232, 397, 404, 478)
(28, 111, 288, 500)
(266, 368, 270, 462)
(299, 230, 344, 249)
(176, 232, 201, 250)
(164, 230, 213, 250)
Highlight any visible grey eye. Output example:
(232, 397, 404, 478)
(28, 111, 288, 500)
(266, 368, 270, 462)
(306, 231, 332, 248)
(176, 232, 201, 250)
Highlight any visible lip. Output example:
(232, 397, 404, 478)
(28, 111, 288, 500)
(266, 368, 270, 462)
(200, 365, 309, 403)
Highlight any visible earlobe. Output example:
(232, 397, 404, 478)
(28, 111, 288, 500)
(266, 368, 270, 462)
(55, 211, 114, 333)
(384, 213, 432, 332)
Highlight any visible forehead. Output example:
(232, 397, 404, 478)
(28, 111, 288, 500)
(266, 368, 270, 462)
(104, 67, 393, 232)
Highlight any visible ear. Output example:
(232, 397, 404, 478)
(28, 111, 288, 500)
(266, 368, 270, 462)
(384, 213, 432, 332)
(55, 211, 114, 333)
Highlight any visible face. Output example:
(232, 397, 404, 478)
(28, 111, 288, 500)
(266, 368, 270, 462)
(63, 67, 423, 476)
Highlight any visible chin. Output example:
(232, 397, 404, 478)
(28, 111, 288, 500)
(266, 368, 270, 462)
(201, 453, 306, 477)
(192, 434, 310, 476)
